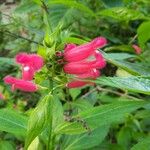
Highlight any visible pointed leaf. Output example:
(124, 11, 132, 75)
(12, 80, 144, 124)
(25, 94, 53, 149)
(62, 126, 109, 150)
(131, 136, 150, 150)
(55, 101, 146, 134)
(95, 76, 150, 95)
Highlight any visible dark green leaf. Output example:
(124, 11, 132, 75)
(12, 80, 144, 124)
(95, 76, 150, 94)
(101, 0, 124, 7)
(48, 0, 95, 17)
(101, 51, 150, 76)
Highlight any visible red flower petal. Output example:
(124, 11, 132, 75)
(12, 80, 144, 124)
(64, 37, 107, 62)
(4, 76, 38, 92)
(66, 80, 88, 88)
(22, 66, 35, 80)
(16, 53, 44, 71)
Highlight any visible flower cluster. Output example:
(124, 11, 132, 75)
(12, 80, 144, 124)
(63, 37, 107, 88)
(4, 53, 44, 92)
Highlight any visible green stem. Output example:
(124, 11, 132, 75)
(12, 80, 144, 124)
(47, 78, 54, 150)
(47, 112, 53, 150)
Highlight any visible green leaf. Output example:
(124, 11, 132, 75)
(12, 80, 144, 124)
(0, 57, 17, 72)
(97, 7, 147, 21)
(137, 21, 150, 49)
(47, 5, 76, 29)
(0, 141, 15, 150)
(55, 101, 146, 134)
(40, 96, 64, 145)
(117, 127, 132, 149)
(25, 94, 53, 149)
(131, 136, 150, 150)
(28, 137, 43, 150)
(48, 0, 95, 17)
(61, 126, 109, 150)
(106, 53, 135, 60)
(101, 51, 150, 76)
(15, 1, 38, 13)
(135, 110, 150, 119)
(0, 57, 15, 66)
(0, 109, 27, 136)
(57, 36, 88, 50)
(105, 45, 134, 53)
(69, 88, 81, 100)
(63, 37, 87, 45)
(72, 100, 93, 111)
(95, 76, 150, 94)
(52, 96, 64, 129)
(101, 0, 124, 7)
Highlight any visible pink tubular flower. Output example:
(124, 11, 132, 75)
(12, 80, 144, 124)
(66, 70, 99, 88)
(64, 44, 77, 52)
(22, 65, 35, 81)
(132, 44, 142, 55)
(64, 61, 94, 74)
(16, 53, 44, 71)
(4, 76, 38, 92)
(64, 37, 107, 62)
(63, 37, 107, 88)
(90, 51, 106, 69)
(66, 80, 89, 88)
(77, 69, 100, 79)
(16, 53, 44, 80)
(63, 51, 106, 75)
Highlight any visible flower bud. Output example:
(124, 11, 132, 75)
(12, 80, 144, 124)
(56, 51, 63, 57)
(132, 44, 142, 55)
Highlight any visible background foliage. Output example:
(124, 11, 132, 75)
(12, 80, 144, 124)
(0, 0, 150, 150)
